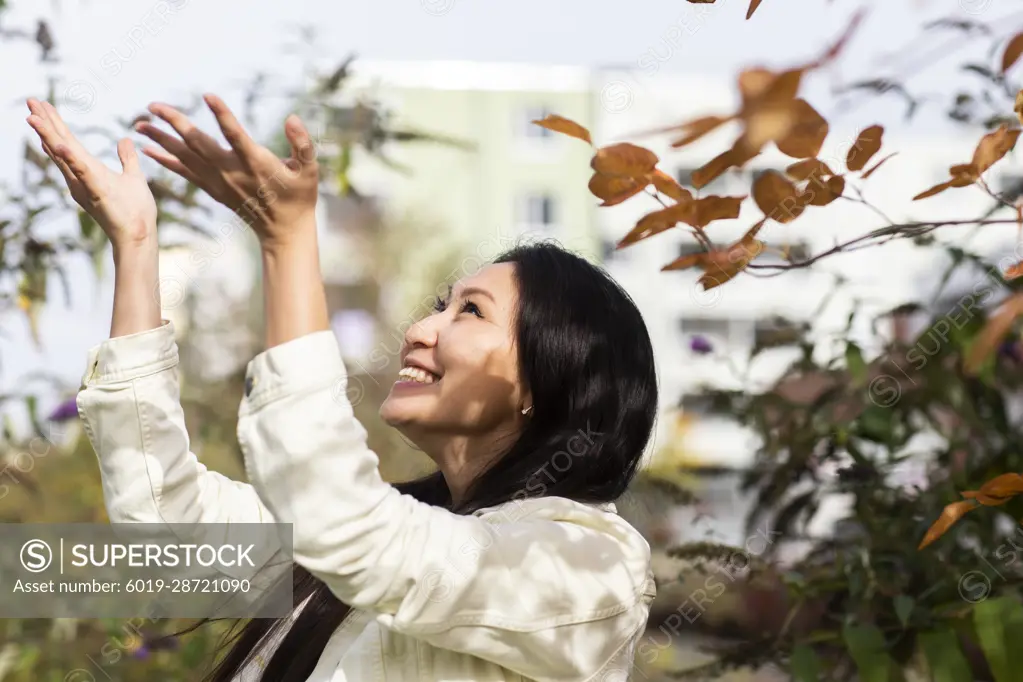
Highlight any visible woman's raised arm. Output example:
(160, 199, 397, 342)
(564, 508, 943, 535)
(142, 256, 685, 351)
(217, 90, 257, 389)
(25, 99, 277, 547)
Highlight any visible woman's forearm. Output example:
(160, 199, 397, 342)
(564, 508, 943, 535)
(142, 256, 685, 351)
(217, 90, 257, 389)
(259, 222, 330, 349)
(110, 237, 163, 338)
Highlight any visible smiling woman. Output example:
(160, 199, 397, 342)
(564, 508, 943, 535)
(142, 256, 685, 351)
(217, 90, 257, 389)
(30, 93, 660, 682)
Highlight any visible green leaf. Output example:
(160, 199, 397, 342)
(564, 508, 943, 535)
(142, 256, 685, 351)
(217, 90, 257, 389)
(846, 341, 867, 386)
(893, 594, 914, 627)
(790, 643, 821, 681)
(974, 596, 1023, 682)
(919, 629, 972, 682)
(78, 209, 97, 240)
(842, 622, 894, 682)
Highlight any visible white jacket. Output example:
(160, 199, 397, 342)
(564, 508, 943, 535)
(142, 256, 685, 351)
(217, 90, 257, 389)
(75, 321, 656, 681)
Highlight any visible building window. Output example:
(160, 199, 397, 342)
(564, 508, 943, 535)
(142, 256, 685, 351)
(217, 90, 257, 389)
(601, 237, 625, 263)
(520, 107, 555, 140)
(516, 194, 558, 231)
(680, 317, 735, 350)
(752, 317, 805, 350)
(999, 174, 1023, 202)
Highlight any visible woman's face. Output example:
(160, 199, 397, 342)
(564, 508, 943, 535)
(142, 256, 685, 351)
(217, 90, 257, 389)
(379, 263, 529, 436)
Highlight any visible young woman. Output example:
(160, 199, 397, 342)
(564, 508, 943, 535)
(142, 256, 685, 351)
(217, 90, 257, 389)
(26, 94, 659, 681)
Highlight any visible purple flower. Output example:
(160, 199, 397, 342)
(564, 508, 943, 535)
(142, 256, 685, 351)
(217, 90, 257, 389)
(998, 338, 1022, 364)
(689, 335, 713, 355)
(131, 645, 150, 660)
(47, 396, 79, 422)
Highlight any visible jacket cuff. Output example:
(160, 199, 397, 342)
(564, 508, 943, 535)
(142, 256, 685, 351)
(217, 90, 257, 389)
(241, 330, 346, 413)
(81, 320, 178, 387)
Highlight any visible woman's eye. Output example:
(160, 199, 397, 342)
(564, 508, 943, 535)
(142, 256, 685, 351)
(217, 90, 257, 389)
(461, 300, 483, 318)
(432, 296, 447, 313)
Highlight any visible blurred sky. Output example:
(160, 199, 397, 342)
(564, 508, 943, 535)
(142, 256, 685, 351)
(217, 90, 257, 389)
(0, 0, 1016, 416)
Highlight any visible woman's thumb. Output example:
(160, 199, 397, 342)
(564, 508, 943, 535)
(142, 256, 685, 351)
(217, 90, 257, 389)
(284, 114, 316, 171)
(117, 138, 141, 176)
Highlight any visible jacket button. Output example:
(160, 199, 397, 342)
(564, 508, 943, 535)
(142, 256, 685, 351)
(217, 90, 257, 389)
(244, 375, 257, 396)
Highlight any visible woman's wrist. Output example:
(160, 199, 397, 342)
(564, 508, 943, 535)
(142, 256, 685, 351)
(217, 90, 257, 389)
(258, 215, 318, 256)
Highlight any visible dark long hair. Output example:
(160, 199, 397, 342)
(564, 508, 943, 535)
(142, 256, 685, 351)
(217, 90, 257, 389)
(175, 241, 659, 681)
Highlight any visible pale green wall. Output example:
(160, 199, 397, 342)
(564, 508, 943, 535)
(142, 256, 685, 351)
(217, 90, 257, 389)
(346, 85, 600, 267)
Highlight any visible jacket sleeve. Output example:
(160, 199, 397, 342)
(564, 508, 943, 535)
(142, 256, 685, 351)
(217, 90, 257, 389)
(237, 330, 656, 682)
(76, 320, 285, 583)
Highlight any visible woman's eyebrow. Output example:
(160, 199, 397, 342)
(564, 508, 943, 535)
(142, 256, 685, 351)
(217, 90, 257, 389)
(451, 285, 496, 303)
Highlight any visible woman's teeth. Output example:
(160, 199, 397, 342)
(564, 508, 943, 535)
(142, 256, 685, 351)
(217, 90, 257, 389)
(397, 366, 438, 384)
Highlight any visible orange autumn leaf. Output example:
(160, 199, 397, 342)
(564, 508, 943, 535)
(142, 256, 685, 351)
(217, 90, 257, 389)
(618, 203, 692, 248)
(692, 136, 760, 188)
(588, 173, 648, 207)
(591, 143, 659, 177)
(700, 235, 765, 290)
(1016, 89, 1023, 127)
(786, 158, 833, 182)
(1003, 32, 1023, 73)
(775, 99, 829, 159)
(913, 163, 980, 201)
(805, 175, 845, 207)
(979, 473, 1023, 500)
(961, 490, 1013, 506)
(972, 123, 1021, 174)
(747, 0, 764, 19)
(532, 114, 592, 145)
(918, 499, 978, 550)
(650, 169, 693, 203)
(685, 195, 745, 229)
(1004, 260, 1023, 280)
(861, 151, 898, 179)
(965, 292, 1023, 374)
(668, 115, 733, 148)
(847, 125, 884, 172)
(752, 170, 805, 223)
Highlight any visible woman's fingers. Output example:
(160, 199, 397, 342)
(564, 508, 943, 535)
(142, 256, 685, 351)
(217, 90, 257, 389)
(148, 102, 230, 163)
(202, 94, 261, 166)
(284, 114, 317, 174)
(40, 139, 77, 184)
(135, 121, 207, 171)
(140, 145, 205, 189)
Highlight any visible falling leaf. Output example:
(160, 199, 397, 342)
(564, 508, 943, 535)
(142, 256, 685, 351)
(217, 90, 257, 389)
(591, 143, 659, 177)
(588, 173, 648, 207)
(668, 115, 733, 148)
(919, 499, 978, 549)
(775, 99, 829, 158)
(965, 292, 1023, 374)
(861, 152, 898, 179)
(533, 114, 592, 145)
(1002, 33, 1023, 73)
(650, 169, 693, 202)
(786, 158, 833, 182)
(746, 0, 763, 19)
(847, 125, 884, 171)
(972, 123, 1020, 174)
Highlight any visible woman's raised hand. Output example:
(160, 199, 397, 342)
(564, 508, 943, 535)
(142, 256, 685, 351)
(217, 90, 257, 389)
(25, 98, 157, 249)
(136, 94, 320, 248)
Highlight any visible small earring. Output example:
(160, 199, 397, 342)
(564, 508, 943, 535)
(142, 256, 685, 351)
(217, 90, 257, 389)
(521, 405, 533, 415)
